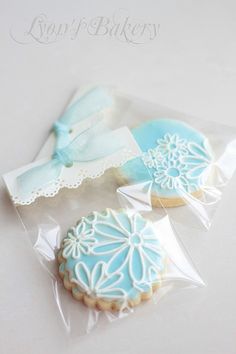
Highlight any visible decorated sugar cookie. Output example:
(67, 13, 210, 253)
(58, 209, 166, 310)
(118, 119, 213, 207)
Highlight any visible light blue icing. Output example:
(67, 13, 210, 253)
(60, 209, 165, 302)
(120, 119, 213, 198)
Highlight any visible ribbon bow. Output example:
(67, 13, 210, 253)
(17, 87, 123, 200)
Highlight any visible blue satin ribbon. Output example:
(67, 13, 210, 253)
(52, 86, 113, 149)
(17, 87, 123, 200)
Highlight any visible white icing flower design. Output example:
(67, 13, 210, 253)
(71, 261, 126, 300)
(62, 221, 96, 259)
(157, 133, 189, 159)
(154, 159, 190, 190)
(181, 141, 212, 180)
(140, 133, 212, 190)
(142, 148, 162, 168)
(91, 210, 163, 284)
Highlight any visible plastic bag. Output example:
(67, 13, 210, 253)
(2, 85, 208, 335)
(14, 173, 204, 335)
(4, 86, 236, 230)
(113, 90, 236, 230)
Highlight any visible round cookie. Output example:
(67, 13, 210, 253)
(118, 119, 213, 207)
(58, 208, 166, 311)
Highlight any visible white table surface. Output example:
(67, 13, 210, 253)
(0, 1, 236, 353)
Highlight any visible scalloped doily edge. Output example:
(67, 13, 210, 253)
(11, 152, 137, 206)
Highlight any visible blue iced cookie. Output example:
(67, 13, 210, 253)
(119, 119, 213, 207)
(58, 209, 166, 310)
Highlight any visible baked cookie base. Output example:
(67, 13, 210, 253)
(58, 251, 162, 311)
(151, 189, 203, 207)
(115, 170, 203, 208)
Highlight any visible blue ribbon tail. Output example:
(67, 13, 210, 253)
(17, 159, 62, 200)
(58, 87, 113, 127)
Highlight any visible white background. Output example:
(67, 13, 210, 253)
(0, 1, 236, 353)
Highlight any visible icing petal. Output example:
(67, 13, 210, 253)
(106, 245, 130, 274)
(92, 241, 125, 255)
(129, 247, 145, 283)
(65, 230, 76, 240)
(73, 262, 90, 291)
(179, 175, 189, 186)
(62, 241, 81, 259)
(80, 243, 90, 254)
(142, 235, 159, 243)
(160, 176, 169, 189)
(99, 272, 123, 290)
(167, 177, 173, 189)
(165, 133, 171, 142)
(187, 142, 210, 160)
(186, 164, 206, 179)
(72, 243, 81, 258)
(76, 221, 85, 235)
(109, 209, 131, 236)
(94, 222, 127, 240)
(62, 243, 75, 258)
(181, 156, 206, 165)
(134, 213, 148, 232)
(142, 245, 162, 268)
(91, 262, 105, 289)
